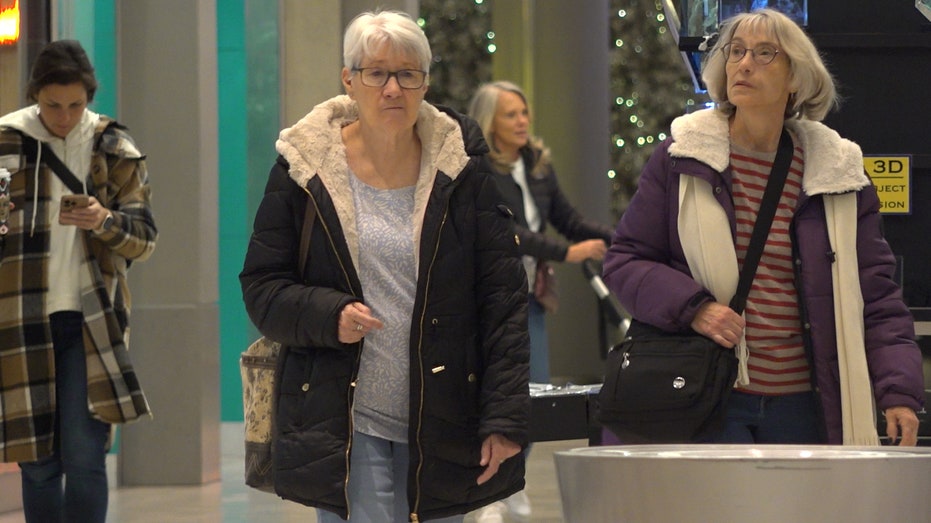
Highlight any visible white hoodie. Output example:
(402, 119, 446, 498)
(0, 105, 100, 313)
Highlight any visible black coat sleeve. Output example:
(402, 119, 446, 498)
(239, 159, 358, 350)
(517, 159, 614, 262)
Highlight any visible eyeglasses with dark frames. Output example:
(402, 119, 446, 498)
(352, 67, 427, 89)
(721, 43, 780, 65)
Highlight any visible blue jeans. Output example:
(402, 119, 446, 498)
(703, 390, 823, 444)
(19, 311, 110, 523)
(527, 295, 550, 384)
(525, 297, 546, 467)
(316, 432, 464, 523)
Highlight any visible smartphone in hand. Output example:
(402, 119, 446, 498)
(60, 194, 90, 211)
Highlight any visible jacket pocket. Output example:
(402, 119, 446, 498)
(425, 314, 480, 423)
(276, 347, 315, 432)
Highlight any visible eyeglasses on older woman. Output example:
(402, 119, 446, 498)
(721, 43, 780, 65)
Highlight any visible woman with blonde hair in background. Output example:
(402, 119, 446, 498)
(468, 81, 614, 522)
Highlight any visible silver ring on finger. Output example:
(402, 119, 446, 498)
(355, 323, 364, 331)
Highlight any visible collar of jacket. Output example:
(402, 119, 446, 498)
(518, 144, 547, 178)
(276, 95, 474, 274)
(275, 95, 471, 189)
(93, 117, 143, 160)
(667, 108, 870, 196)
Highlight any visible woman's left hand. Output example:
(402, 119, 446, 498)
(58, 196, 110, 231)
(883, 406, 920, 446)
(476, 433, 521, 485)
(691, 301, 745, 348)
(565, 239, 608, 263)
(337, 301, 384, 343)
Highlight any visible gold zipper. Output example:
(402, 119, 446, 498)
(303, 187, 361, 518)
(410, 205, 449, 520)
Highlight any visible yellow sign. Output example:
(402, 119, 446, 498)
(864, 155, 911, 215)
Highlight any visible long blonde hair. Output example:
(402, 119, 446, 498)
(468, 81, 551, 175)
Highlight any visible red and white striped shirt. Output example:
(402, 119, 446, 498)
(730, 139, 811, 395)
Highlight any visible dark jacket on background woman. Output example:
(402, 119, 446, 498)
(494, 145, 613, 262)
(239, 95, 530, 520)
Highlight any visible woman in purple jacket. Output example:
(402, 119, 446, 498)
(603, 8, 923, 445)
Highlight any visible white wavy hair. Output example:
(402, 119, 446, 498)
(702, 8, 837, 121)
(343, 10, 432, 74)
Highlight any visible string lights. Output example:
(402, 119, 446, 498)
(419, 0, 709, 215)
(609, 0, 709, 214)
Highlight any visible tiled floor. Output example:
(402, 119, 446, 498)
(0, 424, 585, 522)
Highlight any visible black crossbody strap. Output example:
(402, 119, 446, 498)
(728, 128, 794, 314)
(21, 134, 86, 195)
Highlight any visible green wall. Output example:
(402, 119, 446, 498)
(217, 0, 249, 422)
(58, 0, 116, 116)
(218, 0, 280, 421)
(90, 0, 116, 116)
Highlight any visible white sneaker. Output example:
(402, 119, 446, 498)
(473, 501, 506, 523)
(503, 490, 532, 521)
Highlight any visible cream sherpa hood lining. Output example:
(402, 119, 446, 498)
(668, 109, 869, 196)
(275, 95, 470, 189)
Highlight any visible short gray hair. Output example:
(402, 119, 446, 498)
(701, 8, 837, 121)
(343, 10, 432, 74)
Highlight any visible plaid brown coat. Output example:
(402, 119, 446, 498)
(0, 117, 157, 462)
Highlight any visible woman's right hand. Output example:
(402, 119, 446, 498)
(476, 433, 522, 485)
(565, 239, 608, 263)
(691, 301, 745, 348)
(338, 302, 384, 343)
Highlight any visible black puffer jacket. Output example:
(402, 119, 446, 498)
(240, 96, 530, 521)
(493, 145, 614, 262)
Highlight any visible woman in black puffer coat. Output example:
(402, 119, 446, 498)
(240, 11, 529, 523)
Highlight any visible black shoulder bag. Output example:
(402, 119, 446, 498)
(597, 129, 794, 443)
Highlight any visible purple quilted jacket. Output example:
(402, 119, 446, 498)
(604, 111, 924, 444)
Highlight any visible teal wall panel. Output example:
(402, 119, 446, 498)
(244, 0, 281, 218)
(56, 0, 116, 116)
(217, 0, 250, 421)
(218, 0, 279, 421)
(92, 0, 116, 116)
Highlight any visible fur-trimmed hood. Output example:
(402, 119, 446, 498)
(668, 108, 869, 195)
(276, 95, 471, 189)
(274, 95, 478, 270)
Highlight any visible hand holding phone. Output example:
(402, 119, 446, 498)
(60, 194, 90, 211)
(59, 194, 108, 230)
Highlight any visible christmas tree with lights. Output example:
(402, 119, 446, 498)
(608, 0, 710, 216)
(419, 0, 493, 113)
(418, 0, 708, 218)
